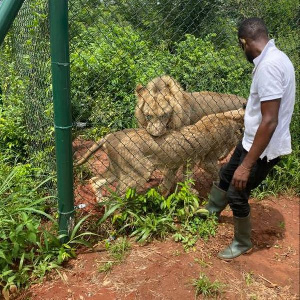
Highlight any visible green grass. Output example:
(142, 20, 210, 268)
(98, 261, 114, 273)
(193, 273, 224, 298)
(98, 237, 131, 273)
(244, 271, 254, 286)
(107, 237, 131, 261)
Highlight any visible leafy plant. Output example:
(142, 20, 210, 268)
(193, 273, 224, 298)
(97, 188, 176, 243)
(97, 177, 218, 248)
(173, 215, 218, 250)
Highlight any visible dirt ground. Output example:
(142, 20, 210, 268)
(15, 194, 299, 300)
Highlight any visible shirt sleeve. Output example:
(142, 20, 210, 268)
(257, 63, 284, 101)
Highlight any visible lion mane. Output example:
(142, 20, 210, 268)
(135, 75, 247, 136)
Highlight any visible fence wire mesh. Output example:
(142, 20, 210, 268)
(70, 0, 299, 206)
(0, 1, 299, 207)
(0, 1, 55, 187)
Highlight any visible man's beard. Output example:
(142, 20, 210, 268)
(245, 52, 254, 64)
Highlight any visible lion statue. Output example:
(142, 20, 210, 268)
(135, 75, 247, 136)
(75, 109, 244, 200)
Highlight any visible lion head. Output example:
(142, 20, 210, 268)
(134, 75, 187, 136)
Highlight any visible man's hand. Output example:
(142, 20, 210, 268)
(232, 165, 251, 191)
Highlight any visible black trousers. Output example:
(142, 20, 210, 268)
(218, 141, 280, 217)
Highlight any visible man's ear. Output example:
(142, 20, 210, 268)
(239, 38, 246, 47)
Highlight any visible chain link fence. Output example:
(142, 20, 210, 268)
(0, 0, 299, 208)
(0, 1, 54, 184)
(69, 0, 299, 207)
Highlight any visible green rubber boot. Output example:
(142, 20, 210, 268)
(218, 214, 253, 260)
(197, 182, 228, 219)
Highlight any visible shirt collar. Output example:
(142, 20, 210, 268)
(252, 39, 276, 73)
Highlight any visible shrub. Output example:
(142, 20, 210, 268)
(168, 34, 252, 97)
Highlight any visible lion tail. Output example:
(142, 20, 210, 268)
(74, 137, 106, 167)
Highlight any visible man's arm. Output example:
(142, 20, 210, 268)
(231, 99, 280, 190)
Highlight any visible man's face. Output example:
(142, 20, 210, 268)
(239, 38, 255, 64)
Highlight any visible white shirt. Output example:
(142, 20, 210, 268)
(242, 39, 296, 160)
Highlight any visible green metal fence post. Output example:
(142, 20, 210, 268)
(0, 0, 25, 45)
(49, 0, 74, 241)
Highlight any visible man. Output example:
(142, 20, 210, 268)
(200, 17, 295, 260)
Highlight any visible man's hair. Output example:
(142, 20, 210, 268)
(238, 17, 268, 40)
